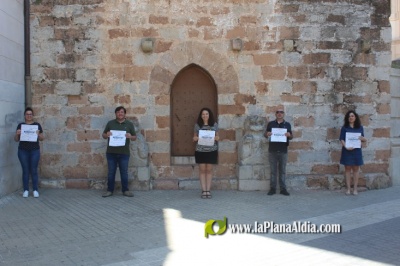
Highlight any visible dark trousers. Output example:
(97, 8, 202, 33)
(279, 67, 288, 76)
(106, 153, 130, 192)
(268, 151, 287, 190)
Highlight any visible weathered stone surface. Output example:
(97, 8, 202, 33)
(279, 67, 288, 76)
(365, 174, 392, 189)
(130, 134, 149, 167)
(238, 179, 268, 191)
(30, 0, 392, 191)
(307, 176, 330, 189)
(238, 115, 267, 165)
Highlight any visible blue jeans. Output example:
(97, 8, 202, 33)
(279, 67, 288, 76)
(18, 148, 40, 191)
(268, 151, 288, 190)
(106, 153, 130, 192)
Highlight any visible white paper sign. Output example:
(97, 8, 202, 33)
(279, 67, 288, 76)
(345, 132, 361, 149)
(198, 130, 215, 146)
(20, 124, 39, 142)
(270, 128, 287, 143)
(109, 130, 126, 147)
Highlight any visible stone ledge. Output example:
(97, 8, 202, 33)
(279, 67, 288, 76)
(171, 156, 196, 165)
(238, 179, 268, 191)
(40, 177, 151, 191)
(303, 174, 391, 191)
(38, 174, 393, 191)
(177, 178, 237, 190)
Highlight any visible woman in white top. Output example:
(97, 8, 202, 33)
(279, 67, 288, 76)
(193, 108, 219, 199)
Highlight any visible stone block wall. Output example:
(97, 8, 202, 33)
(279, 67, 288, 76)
(29, 0, 392, 191)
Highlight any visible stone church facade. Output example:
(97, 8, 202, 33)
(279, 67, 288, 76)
(29, 0, 392, 191)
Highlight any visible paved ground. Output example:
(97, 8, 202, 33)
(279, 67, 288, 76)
(1, 186, 400, 266)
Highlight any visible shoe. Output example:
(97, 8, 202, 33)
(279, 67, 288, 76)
(345, 190, 351, 195)
(267, 189, 276, 195)
(280, 189, 290, 196)
(33, 191, 39, 198)
(102, 191, 113, 197)
(123, 191, 134, 197)
(353, 190, 358, 195)
(201, 191, 207, 199)
(206, 191, 212, 199)
(23, 190, 29, 198)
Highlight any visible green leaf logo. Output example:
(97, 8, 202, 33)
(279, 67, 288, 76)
(204, 217, 227, 238)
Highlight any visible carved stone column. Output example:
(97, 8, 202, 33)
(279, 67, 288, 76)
(237, 116, 269, 191)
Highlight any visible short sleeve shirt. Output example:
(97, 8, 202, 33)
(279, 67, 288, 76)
(194, 123, 218, 152)
(266, 120, 292, 153)
(103, 119, 136, 155)
(16, 122, 43, 151)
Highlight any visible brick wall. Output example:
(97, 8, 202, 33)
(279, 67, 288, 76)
(30, 0, 392, 190)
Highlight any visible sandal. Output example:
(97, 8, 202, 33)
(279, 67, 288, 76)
(206, 191, 212, 199)
(201, 191, 207, 199)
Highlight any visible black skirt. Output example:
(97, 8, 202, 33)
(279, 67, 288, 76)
(195, 150, 218, 164)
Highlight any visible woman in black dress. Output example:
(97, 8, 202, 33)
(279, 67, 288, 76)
(193, 108, 219, 199)
(339, 110, 367, 195)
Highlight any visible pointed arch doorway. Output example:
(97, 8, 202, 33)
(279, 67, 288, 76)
(171, 64, 218, 162)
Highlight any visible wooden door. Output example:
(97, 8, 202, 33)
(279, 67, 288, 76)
(171, 65, 217, 156)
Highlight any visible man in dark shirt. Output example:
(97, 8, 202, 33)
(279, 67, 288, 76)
(102, 106, 136, 197)
(264, 107, 293, 196)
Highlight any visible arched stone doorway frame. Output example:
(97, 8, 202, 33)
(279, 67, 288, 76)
(148, 41, 239, 167)
(170, 63, 218, 157)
